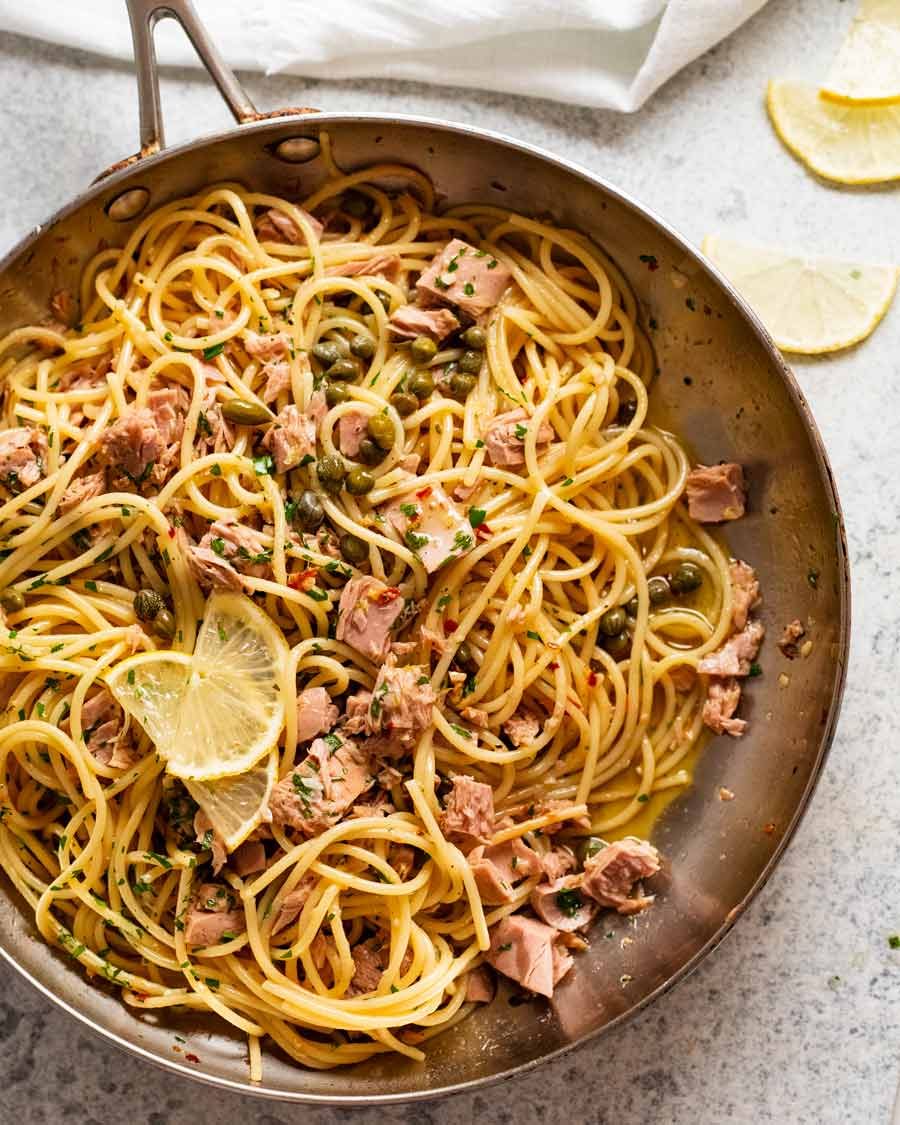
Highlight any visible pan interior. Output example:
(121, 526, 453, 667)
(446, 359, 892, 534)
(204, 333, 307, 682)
(0, 115, 847, 1103)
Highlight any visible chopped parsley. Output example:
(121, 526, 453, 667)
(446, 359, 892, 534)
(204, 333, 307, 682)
(748, 662, 762, 677)
(449, 723, 471, 740)
(468, 507, 486, 528)
(210, 537, 227, 557)
(514, 423, 528, 440)
(307, 587, 328, 602)
(399, 502, 418, 519)
(323, 733, 342, 752)
(526, 630, 542, 642)
(636, 794, 650, 803)
(405, 530, 429, 552)
(463, 282, 475, 296)
(85, 580, 98, 592)
(889, 935, 900, 949)
(555, 888, 583, 917)
(210, 463, 222, 477)
(452, 531, 473, 552)
(498, 942, 512, 952)
(202, 343, 225, 361)
(252, 454, 274, 476)
(436, 594, 451, 611)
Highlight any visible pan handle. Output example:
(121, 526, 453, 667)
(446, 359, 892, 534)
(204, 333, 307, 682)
(97, 0, 319, 179)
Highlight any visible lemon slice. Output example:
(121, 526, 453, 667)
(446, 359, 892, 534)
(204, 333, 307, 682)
(703, 234, 898, 353)
(186, 750, 277, 850)
(767, 79, 900, 184)
(108, 591, 289, 780)
(822, 0, 900, 105)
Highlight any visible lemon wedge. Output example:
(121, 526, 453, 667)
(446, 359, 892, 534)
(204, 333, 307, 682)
(702, 234, 898, 353)
(822, 0, 900, 106)
(767, 79, 900, 184)
(186, 750, 277, 850)
(108, 591, 289, 781)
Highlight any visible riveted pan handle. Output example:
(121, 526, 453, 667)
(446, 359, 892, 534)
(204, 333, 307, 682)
(97, 0, 318, 179)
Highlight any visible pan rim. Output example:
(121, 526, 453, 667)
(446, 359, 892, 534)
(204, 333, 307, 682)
(0, 109, 851, 1105)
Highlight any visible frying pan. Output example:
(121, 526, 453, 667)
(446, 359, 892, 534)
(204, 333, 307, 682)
(0, 0, 850, 1104)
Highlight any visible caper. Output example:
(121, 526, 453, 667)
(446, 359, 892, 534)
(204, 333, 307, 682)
(356, 438, 385, 466)
(367, 414, 395, 450)
(345, 467, 375, 495)
(453, 641, 478, 675)
(350, 334, 376, 360)
(295, 490, 325, 531)
(152, 608, 176, 640)
(342, 190, 370, 218)
(575, 836, 607, 865)
(461, 325, 486, 350)
(315, 454, 347, 493)
(312, 341, 342, 367)
(133, 588, 164, 622)
(648, 575, 671, 605)
(220, 399, 271, 426)
(407, 369, 435, 400)
(625, 596, 639, 618)
(389, 392, 419, 417)
(458, 349, 483, 375)
(603, 630, 631, 659)
(409, 335, 438, 364)
(324, 381, 350, 407)
(0, 589, 25, 614)
(617, 397, 638, 425)
(340, 533, 369, 564)
(447, 372, 477, 401)
(599, 606, 627, 637)
(670, 561, 703, 594)
(376, 290, 392, 312)
(326, 357, 361, 382)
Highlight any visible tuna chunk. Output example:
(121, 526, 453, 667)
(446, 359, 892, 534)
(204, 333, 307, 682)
(385, 484, 474, 573)
(81, 689, 137, 770)
(58, 354, 111, 391)
(255, 207, 323, 246)
(440, 775, 494, 847)
(483, 409, 553, 467)
(327, 253, 401, 282)
(261, 404, 316, 473)
(416, 238, 512, 318)
(486, 914, 573, 998)
(467, 838, 543, 904)
(147, 386, 188, 445)
(730, 560, 760, 631)
(296, 686, 339, 743)
(193, 810, 227, 874)
(502, 708, 541, 748)
(184, 543, 242, 591)
(540, 845, 577, 882)
(347, 940, 385, 996)
(196, 391, 234, 456)
(338, 410, 369, 458)
(343, 690, 374, 735)
(200, 520, 270, 576)
(686, 463, 746, 523)
(530, 875, 597, 931)
(59, 469, 106, 514)
(366, 657, 436, 750)
(0, 428, 49, 492)
(271, 873, 318, 935)
(261, 361, 291, 403)
(465, 965, 496, 1004)
(702, 677, 746, 737)
(698, 620, 765, 678)
(231, 839, 267, 877)
(336, 575, 405, 661)
(389, 304, 459, 343)
(581, 838, 660, 915)
(99, 409, 166, 488)
(184, 882, 244, 946)
(244, 331, 291, 360)
(268, 735, 372, 836)
(778, 619, 806, 659)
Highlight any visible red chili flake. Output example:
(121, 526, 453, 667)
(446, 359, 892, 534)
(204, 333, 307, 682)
(762, 822, 776, 835)
(442, 618, 458, 636)
(167, 527, 176, 539)
(287, 567, 317, 591)
(375, 586, 402, 606)
(131, 992, 149, 1002)
(474, 523, 492, 539)
(415, 486, 432, 500)
(548, 662, 559, 671)
(185, 1052, 200, 1064)
(587, 671, 598, 687)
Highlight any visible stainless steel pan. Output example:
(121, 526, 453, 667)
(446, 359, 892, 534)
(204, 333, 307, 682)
(0, 0, 850, 1104)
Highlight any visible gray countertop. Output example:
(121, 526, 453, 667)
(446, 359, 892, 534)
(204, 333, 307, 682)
(1, 1, 898, 1121)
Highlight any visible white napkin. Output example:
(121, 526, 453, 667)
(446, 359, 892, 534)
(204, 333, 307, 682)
(0, 0, 768, 111)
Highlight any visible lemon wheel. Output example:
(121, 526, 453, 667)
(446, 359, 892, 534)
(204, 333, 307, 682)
(822, 0, 900, 106)
(703, 234, 898, 354)
(107, 591, 289, 781)
(187, 750, 277, 850)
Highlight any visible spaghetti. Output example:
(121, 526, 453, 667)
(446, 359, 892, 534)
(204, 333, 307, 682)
(0, 134, 747, 1076)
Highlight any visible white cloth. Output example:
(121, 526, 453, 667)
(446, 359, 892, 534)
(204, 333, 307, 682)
(0, 0, 768, 112)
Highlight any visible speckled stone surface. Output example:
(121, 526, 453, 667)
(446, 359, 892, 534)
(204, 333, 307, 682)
(0, 1, 898, 1121)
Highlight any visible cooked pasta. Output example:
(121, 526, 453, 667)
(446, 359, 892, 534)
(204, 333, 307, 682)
(0, 133, 759, 1076)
